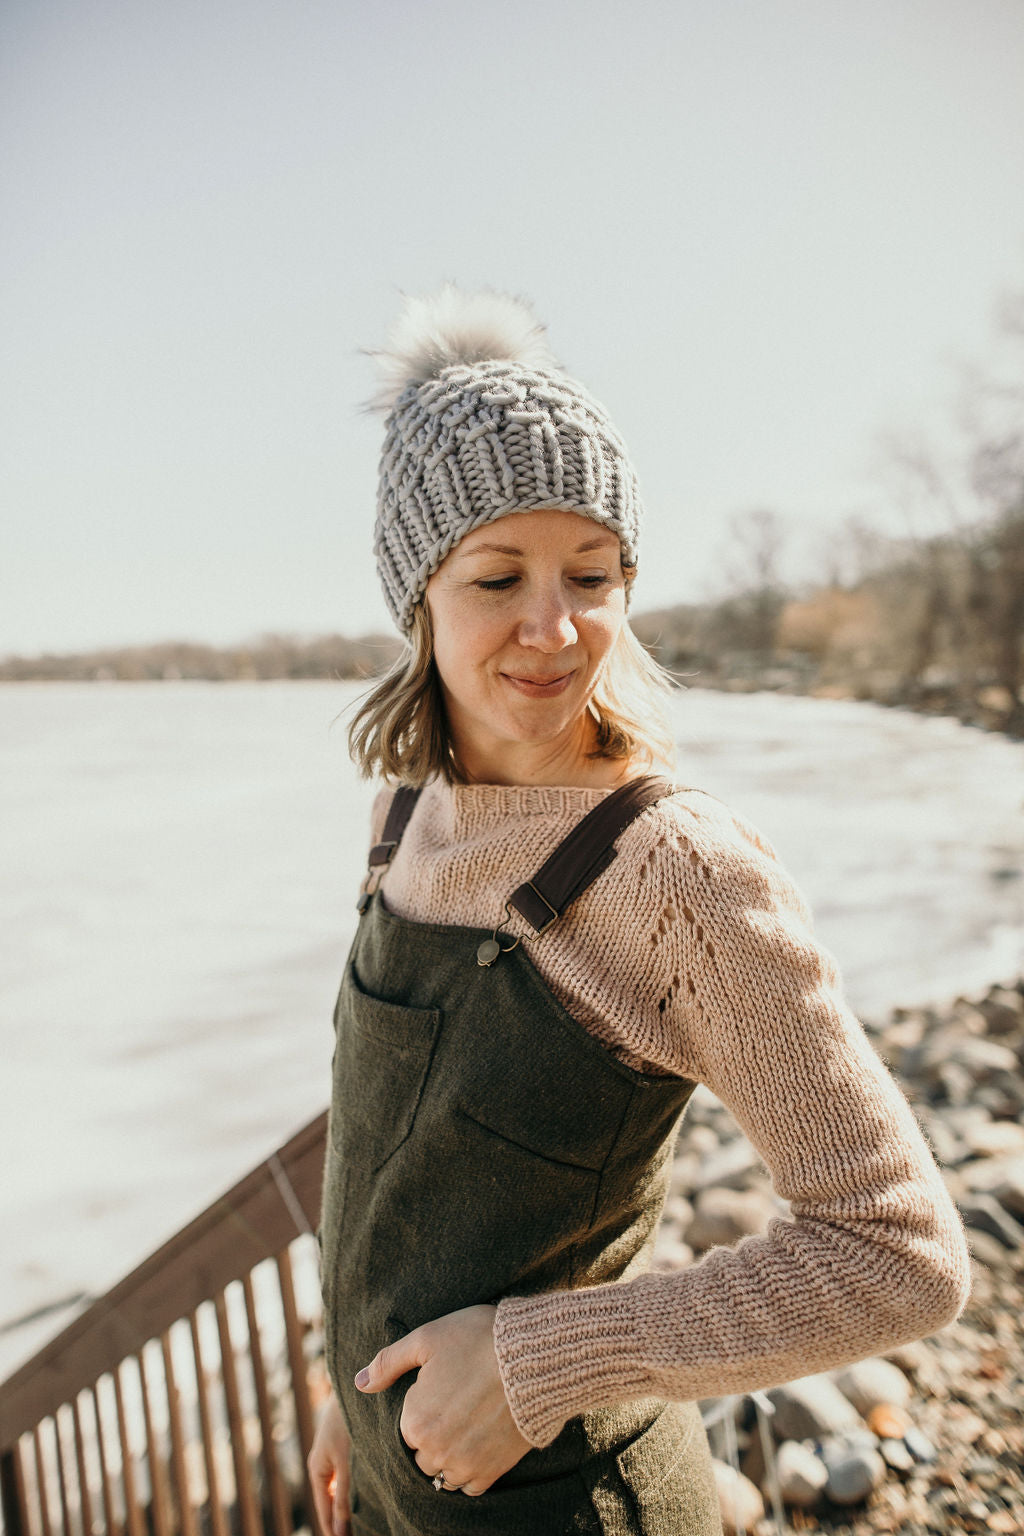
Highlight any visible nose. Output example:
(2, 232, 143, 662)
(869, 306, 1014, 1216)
(517, 585, 578, 652)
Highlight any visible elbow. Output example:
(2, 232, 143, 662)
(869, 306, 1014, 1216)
(877, 1204, 973, 1346)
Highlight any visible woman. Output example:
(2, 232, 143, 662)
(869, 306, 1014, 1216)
(309, 287, 970, 1536)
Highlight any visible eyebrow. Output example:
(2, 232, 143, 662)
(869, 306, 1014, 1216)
(460, 536, 617, 558)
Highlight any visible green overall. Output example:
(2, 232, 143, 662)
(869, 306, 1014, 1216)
(319, 779, 722, 1535)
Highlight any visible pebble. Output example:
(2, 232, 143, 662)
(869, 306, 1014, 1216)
(711, 1460, 764, 1533)
(835, 1357, 912, 1415)
(992, 1157, 1024, 1219)
(685, 1186, 776, 1249)
(651, 1234, 694, 1270)
(878, 1437, 915, 1472)
(865, 1403, 909, 1440)
(688, 1136, 764, 1193)
(964, 1120, 1024, 1158)
(822, 1446, 887, 1505)
(902, 1425, 938, 1464)
(775, 1438, 828, 1507)
(958, 1192, 1024, 1248)
(766, 1374, 864, 1440)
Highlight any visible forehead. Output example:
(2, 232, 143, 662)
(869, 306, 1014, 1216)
(454, 510, 621, 558)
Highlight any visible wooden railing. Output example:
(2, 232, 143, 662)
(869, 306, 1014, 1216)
(0, 1113, 329, 1536)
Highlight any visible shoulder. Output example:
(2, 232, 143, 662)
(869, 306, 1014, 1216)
(633, 787, 804, 911)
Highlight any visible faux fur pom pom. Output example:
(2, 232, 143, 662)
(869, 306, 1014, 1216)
(367, 284, 561, 411)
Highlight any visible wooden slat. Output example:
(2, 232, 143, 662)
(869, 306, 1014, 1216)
(0, 1444, 29, 1536)
(213, 1294, 261, 1536)
(160, 1332, 197, 1536)
(112, 1367, 143, 1536)
(89, 1386, 115, 1536)
(32, 1427, 51, 1536)
(0, 1113, 327, 1448)
(188, 1314, 227, 1536)
(52, 1416, 71, 1536)
(242, 1275, 289, 1536)
(276, 1251, 315, 1535)
(136, 1352, 169, 1536)
(70, 1400, 93, 1536)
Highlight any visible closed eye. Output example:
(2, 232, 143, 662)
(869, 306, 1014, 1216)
(475, 574, 612, 593)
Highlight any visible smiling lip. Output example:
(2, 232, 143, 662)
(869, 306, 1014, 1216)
(502, 671, 575, 697)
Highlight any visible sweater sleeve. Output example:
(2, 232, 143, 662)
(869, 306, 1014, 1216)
(492, 796, 972, 1448)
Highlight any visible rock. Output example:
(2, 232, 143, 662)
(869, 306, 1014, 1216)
(651, 1235, 694, 1271)
(960, 1150, 1024, 1194)
(917, 1112, 967, 1167)
(948, 1037, 1020, 1079)
(881, 1339, 929, 1376)
(978, 987, 1024, 1036)
(711, 1460, 764, 1533)
(958, 1192, 1024, 1248)
(685, 1187, 776, 1250)
(991, 1156, 1024, 1218)
(902, 1425, 937, 1464)
(866, 1402, 910, 1439)
(766, 1374, 864, 1441)
(820, 1427, 880, 1458)
(966, 1226, 1014, 1270)
(683, 1124, 722, 1158)
(946, 1408, 988, 1445)
(834, 1357, 912, 1415)
(775, 1439, 827, 1508)
(689, 1136, 764, 1193)
(822, 1446, 887, 1505)
(660, 1193, 694, 1229)
(963, 1120, 1024, 1158)
(879, 1436, 915, 1471)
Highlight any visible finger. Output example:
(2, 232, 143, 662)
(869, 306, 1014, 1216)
(355, 1333, 427, 1393)
(308, 1466, 333, 1536)
(331, 1476, 352, 1536)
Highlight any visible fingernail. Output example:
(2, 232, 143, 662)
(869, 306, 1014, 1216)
(354, 1367, 370, 1389)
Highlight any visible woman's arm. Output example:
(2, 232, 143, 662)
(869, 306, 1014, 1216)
(492, 796, 972, 1447)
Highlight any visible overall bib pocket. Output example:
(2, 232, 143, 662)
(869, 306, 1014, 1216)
(331, 962, 442, 1173)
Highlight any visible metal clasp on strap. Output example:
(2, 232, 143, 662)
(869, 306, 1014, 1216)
(476, 903, 523, 968)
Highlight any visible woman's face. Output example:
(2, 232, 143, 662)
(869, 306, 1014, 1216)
(424, 508, 628, 784)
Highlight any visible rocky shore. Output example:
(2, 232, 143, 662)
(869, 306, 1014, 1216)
(654, 978, 1024, 1534)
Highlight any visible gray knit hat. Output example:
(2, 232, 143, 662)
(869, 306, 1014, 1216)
(370, 285, 643, 634)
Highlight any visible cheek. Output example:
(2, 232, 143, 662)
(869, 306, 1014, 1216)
(429, 609, 501, 694)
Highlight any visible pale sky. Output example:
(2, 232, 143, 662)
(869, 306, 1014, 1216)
(2, 0, 1023, 656)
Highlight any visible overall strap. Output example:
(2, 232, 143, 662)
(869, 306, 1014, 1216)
(508, 774, 677, 933)
(367, 785, 423, 870)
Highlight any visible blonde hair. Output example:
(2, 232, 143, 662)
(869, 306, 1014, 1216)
(347, 593, 677, 785)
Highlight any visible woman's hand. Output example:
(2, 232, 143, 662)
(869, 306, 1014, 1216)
(355, 1303, 531, 1496)
(307, 1392, 352, 1536)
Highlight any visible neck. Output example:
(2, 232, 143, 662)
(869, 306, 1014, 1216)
(452, 720, 635, 790)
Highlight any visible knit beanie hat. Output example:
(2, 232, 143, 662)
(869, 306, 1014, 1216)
(370, 285, 643, 634)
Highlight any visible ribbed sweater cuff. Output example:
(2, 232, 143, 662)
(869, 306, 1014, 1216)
(493, 1285, 650, 1448)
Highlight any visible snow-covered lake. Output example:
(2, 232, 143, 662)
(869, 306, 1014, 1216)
(1, 681, 1022, 1378)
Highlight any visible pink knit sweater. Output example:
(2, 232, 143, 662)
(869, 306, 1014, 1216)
(368, 779, 971, 1449)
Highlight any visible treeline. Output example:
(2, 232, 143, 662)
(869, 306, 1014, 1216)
(632, 497, 1024, 737)
(635, 292, 1024, 737)
(0, 631, 403, 682)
